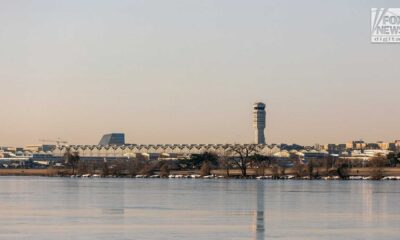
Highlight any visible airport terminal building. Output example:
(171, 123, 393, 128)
(51, 102, 271, 160)
(51, 142, 281, 161)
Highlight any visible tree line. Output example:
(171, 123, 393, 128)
(62, 146, 400, 179)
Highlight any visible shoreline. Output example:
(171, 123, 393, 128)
(1, 167, 400, 180)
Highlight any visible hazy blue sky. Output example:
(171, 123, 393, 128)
(1, 0, 399, 146)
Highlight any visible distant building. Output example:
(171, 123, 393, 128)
(24, 145, 55, 153)
(395, 140, 400, 151)
(376, 141, 390, 150)
(314, 144, 323, 151)
(99, 133, 125, 146)
(303, 151, 329, 163)
(365, 143, 380, 150)
(325, 144, 346, 154)
(388, 143, 396, 151)
(349, 149, 391, 158)
(279, 144, 304, 151)
(253, 102, 266, 144)
(0, 146, 17, 153)
(346, 140, 366, 150)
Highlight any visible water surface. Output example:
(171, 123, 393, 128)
(0, 177, 399, 240)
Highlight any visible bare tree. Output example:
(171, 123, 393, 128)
(108, 159, 128, 176)
(200, 161, 211, 176)
(324, 155, 336, 171)
(271, 164, 279, 179)
(218, 149, 232, 177)
(293, 161, 306, 178)
(387, 152, 399, 167)
(307, 160, 315, 179)
(280, 166, 286, 177)
(128, 157, 146, 176)
(160, 163, 170, 178)
(228, 144, 259, 177)
(77, 160, 88, 175)
(189, 151, 218, 169)
(252, 154, 270, 176)
(102, 160, 109, 177)
(370, 154, 388, 180)
(140, 162, 156, 176)
(63, 147, 80, 175)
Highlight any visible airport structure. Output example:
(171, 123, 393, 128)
(49, 103, 270, 160)
(50, 143, 281, 161)
(253, 102, 266, 144)
(0, 102, 398, 168)
(99, 133, 125, 146)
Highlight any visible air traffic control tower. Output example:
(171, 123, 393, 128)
(253, 102, 266, 144)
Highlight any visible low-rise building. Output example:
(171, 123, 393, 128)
(395, 140, 400, 151)
(377, 141, 390, 150)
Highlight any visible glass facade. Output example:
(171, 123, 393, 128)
(98, 133, 125, 146)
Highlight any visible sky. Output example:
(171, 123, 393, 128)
(1, 0, 399, 146)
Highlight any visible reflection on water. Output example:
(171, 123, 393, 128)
(102, 181, 125, 216)
(254, 182, 265, 240)
(361, 182, 373, 222)
(0, 177, 399, 240)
